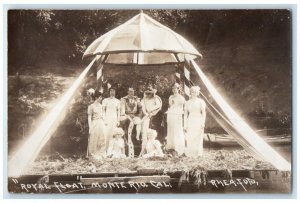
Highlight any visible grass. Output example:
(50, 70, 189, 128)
(24, 149, 274, 175)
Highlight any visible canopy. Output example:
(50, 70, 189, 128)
(83, 12, 202, 64)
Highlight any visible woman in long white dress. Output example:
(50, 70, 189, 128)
(184, 86, 206, 157)
(102, 88, 121, 149)
(166, 83, 186, 155)
(87, 91, 107, 159)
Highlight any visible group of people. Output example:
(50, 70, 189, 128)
(86, 83, 206, 160)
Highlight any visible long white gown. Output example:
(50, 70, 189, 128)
(102, 97, 120, 147)
(87, 102, 106, 158)
(166, 94, 185, 155)
(185, 98, 206, 157)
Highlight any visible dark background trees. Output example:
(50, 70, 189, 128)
(8, 10, 291, 72)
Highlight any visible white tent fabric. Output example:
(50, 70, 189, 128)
(8, 58, 97, 177)
(83, 12, 291, 171)
(83, 12, 201, 64)
(189, 59, 291, 171)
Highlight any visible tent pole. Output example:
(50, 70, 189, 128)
(173, 53, 180, 63)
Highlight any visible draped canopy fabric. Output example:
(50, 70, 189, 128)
(86, 12, 290, 171)
(83, 12, 202, 64)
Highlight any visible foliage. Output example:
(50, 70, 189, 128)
(24, 149, 274, 175)
(8, 9, 291, 69)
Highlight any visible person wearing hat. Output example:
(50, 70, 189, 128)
(106, 127, 126, 158)
(140, 85, 162, 145)
(102, 88, 121, 150)
(165, 83, 186, 155)
(86, 88, 95, 104)
(87, 90, 107, 159)
(184, 86, 206, 157)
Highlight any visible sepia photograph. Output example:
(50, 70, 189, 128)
(6, 9, 293, 194)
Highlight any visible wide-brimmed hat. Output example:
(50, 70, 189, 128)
(87, 88, 95, 96)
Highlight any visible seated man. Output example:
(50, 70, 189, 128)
(120, 88, 142, 157)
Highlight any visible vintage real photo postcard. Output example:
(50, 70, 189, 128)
(7, 9, 293, 194)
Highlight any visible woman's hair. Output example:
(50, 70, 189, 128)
(144, 85, 157, 94)
(190, 86, 200, 95)
(92, 90, 102, 100)
(172, 82, 181, 90)
(172, 83, 182, 94)
(144, 92, 154, 97)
